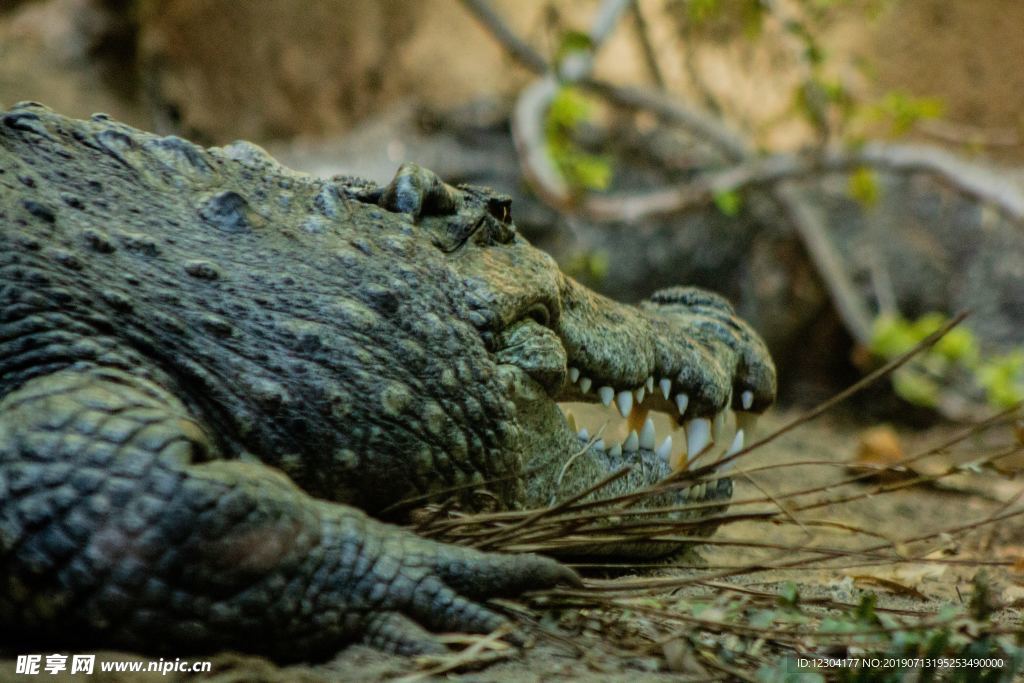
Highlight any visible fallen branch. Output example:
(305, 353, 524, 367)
(917, 118, 1021, 149)
(776, 180, 876, 344)
(581, 143, 1024, 224)
(629, 0, 666, 89)
(579, 78, 751, 160)
(457, 0, 548, 74)
(511, 76, 572, 208)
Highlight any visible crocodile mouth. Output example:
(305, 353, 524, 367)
(557, 368, 759, 474)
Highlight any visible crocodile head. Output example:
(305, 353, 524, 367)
(372, 164, 776, 523)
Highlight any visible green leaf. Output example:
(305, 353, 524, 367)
(563, 249, 610, 283)
(547, 86, 591, 130)
(975, 351, 1024, 408)
(749, 609, 777, 629)
(892, 368, 940, 408)
(778, 581, 800, 607)
(848, 166, 880, 207)
(869, 313, 916, 358)
(933, 327, 979, 367)
(819, 617, 858, 633)
(555, 30, 593, 63)
(740, 0, 765, 37)
(909, 312, 946, 338)
(570, 154, 613, 191)
(794, 81, 828, 131)
(686, 0, 721, 23)
(713, 189, 742, 217)
(545, 87, 615, 193)
(854, 593, 879, 624)
(870, 90, 946, 136)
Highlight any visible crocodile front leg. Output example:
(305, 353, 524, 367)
(0, 367, 578, 658)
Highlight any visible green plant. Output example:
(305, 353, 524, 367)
(870, 312, 1023, 409)
(545, 86, 613, 194)
(866, 90, 945, 137)
(713, 189, 743, 216)
(848, 166, 880, 207)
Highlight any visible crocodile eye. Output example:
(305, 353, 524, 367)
(483, 216, 517, 245)
(429, 207, 516, 252)
(428, 214, 484, 253)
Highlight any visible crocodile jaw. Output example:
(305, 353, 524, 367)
(557, 395, 757, 475)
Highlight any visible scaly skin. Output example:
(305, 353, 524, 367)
(0, 104, 775, 659)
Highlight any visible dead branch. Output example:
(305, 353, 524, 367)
(629, 0, 666, 89)
(917, 118, 1021, 149)
(776, 181, 876, 344)
(581, 143, 1024, 224)
(579, 142, 1024, 344)
(512, 76, 573, 208)
(457, 0, 548, 74)
(583, 78, 751, 159)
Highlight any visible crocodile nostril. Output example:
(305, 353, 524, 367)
(523, 303, 552, 327)
(648, 286, 736, 315)
(486, 195, 513, 223)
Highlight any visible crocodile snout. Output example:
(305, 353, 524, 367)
(553, 281, 776, 476)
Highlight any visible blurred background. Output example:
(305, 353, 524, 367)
(3, 0, 1022, 416)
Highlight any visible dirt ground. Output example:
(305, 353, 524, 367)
(5, 407, 1018, 682)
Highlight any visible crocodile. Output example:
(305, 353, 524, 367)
(0, 103, 776, 660)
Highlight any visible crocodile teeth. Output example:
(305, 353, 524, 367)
(639, 417, 656, 450)
(741, 389, 753, 410)
(726, 428, 745, 456)
(655, 435, 673, 460)
(623, 430, 639, 452)
(659, 378, 672, 400)
(635, 386, 645, 404)
(593, 438, 605, 451)
(718, 429, 744, 472)
(578, 377, 592, 393)
(669, 444, 687, 471)
(645, 376, 654, 393)
(616, 390, 633, 418)
(713, 411, 727, 444)
(686, 418, 712, 459)
(569, 367, 581, 383)
(598, 385, 615, 407)
(578, 427, 589, 441)
(608, 442, 623, 457)
(565, 411, 577, 432)
(675, 393, 689, 417)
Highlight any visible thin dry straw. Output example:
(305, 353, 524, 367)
(430, 403, 1018, 552)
